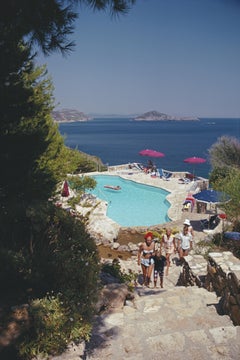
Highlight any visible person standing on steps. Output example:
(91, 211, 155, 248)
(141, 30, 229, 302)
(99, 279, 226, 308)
(161, 228, 176, 276)
(138, 231, 155, 287)
(177, 221, 193, 262)
(152, 249, 166, 288)
(183, 218, 194, 240)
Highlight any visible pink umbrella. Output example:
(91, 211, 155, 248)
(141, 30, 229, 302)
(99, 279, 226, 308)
(139, 149, 165, 158)
(61, 180, 70, 197)
(184, 156, 206, 177)
(184, 157, 206, 164)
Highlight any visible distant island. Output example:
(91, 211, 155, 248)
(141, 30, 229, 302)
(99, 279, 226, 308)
(52, 109, 92, 122)
(134, 110, 199, 121)
(51, 108, 200, 122)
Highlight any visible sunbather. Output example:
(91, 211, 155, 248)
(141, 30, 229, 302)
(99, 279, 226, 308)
(104, 185, 121, 190)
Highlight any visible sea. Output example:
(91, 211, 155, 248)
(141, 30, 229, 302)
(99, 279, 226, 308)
(58, 118, 240, 179)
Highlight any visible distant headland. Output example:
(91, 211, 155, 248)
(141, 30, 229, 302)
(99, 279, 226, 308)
(52, 108, 199, 122)
(52, 109, 92, 122)
(133, 110, 199, 121)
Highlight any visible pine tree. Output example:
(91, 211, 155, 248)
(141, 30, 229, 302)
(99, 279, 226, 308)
(0, 42, 67, 248)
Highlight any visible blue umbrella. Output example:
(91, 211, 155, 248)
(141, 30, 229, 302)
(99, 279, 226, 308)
(193, 189, 230, 204)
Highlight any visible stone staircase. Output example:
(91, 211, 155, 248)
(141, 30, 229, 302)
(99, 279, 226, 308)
(81, 262, 240, 360)
(51, 256, 240, 360)
(85, 288, 238, 360)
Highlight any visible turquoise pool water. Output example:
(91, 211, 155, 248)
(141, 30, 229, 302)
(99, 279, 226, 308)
(88, 175, 170, 227)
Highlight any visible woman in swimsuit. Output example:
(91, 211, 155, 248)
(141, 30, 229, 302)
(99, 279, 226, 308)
(177, 223, 193, 262)
(138, 231, 155, 287)
(183, 218, 194, 240)
(161, 228, 176, 276)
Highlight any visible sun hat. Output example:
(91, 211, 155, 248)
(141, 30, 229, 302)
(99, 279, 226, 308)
(144, 231, 153, 239)
(183, 219, 191, 226)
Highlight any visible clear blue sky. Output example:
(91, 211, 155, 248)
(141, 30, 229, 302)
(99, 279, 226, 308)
(37, 0, 240, 117)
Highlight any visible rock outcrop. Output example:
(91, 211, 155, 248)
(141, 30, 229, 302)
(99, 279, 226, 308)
(52, 108, 92, 122)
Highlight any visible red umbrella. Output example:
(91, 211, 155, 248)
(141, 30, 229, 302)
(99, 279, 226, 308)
(184, 156, 206, 177)
(61, 180, 70, 197)
(184, 157, 206, 164)
(139, 149, 165, 158)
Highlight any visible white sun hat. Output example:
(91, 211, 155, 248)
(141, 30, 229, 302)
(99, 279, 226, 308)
(183, 219, 191, 226)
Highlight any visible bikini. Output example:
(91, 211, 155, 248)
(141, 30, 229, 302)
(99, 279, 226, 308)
(141, 248, 154, 266)
(143, 249, 154, 256)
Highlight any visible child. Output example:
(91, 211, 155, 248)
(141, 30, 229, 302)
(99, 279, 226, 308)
(152, 250, 166, 288)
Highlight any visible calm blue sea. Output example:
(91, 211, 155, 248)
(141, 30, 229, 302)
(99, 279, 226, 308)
(59, 118, 240, 179)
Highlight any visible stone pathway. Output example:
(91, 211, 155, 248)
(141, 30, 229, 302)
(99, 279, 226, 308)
(54, 256, 240, 360)
(85, 287, 239, 360)
(84, 270, 240, 360)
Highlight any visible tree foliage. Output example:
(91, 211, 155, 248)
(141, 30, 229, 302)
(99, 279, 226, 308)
(1, 0, 136, 55)
(209, 136, 240, 171)
(209, 136, 240, 225)
(8, 204, 100, 359)
(0, 1, 136, 357)
(0, 42, 67, 250)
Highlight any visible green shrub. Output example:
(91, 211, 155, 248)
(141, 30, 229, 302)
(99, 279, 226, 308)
(11, 205, 101, 359)
(18, 293, 92, 359)
(102, 259, 138, 290)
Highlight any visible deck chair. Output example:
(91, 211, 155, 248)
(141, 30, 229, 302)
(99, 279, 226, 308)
(200, 214, 220, 230)
(178, 177, 191, 184)
(132, 162, 145, 172)
(182, 196, 195, 212)
(158, 168, 172, 180)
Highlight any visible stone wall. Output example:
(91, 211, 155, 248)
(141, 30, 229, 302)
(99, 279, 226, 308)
(176, 254, 206, 288)
(176, 251, 240, 326)
(205, 252, 240, 326)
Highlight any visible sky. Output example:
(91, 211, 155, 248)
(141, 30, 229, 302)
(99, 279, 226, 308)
(37, 0, 240, 117)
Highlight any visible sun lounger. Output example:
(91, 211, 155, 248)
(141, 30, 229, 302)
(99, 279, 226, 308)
(200, 214, 220, 230)
(178, 177, 191, 184)
(182, 195, 195, 212)
(182, 201, 191, 211)
(131, 162, 145, 172)
(157, 168, 172, 180)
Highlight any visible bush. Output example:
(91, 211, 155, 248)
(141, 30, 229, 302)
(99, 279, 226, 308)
(101, 259, 138, 290)
(8, 204, 101, 359)
(18, 293, 92, 359)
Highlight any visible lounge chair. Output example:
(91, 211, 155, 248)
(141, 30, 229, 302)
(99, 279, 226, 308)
(182, 197, 195, 212)
(131, 162, 145, 172)
(182, 201, 191, 212)
(157, 168, 172, 180)
(178, 177, 191, 184)
(200, 214, 220, 230)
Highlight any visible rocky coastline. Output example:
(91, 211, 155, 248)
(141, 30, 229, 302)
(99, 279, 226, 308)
(52, 108, 92, 122)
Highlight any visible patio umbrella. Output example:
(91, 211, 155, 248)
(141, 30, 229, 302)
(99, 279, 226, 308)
(184, 156, 206, 177)
(193, 189, 230, 214)
(61, 180, 70, 197)
(139, 149, 165, 171)
(139, 149, 165, 158)
(193, 189, 229, 204)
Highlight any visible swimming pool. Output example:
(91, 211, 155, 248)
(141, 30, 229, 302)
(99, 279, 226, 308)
(88, 175, 170, 227)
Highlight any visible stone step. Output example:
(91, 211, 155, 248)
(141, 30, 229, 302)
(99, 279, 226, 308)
(85, 286, 240, 359)
(52, 253, 240, 360)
